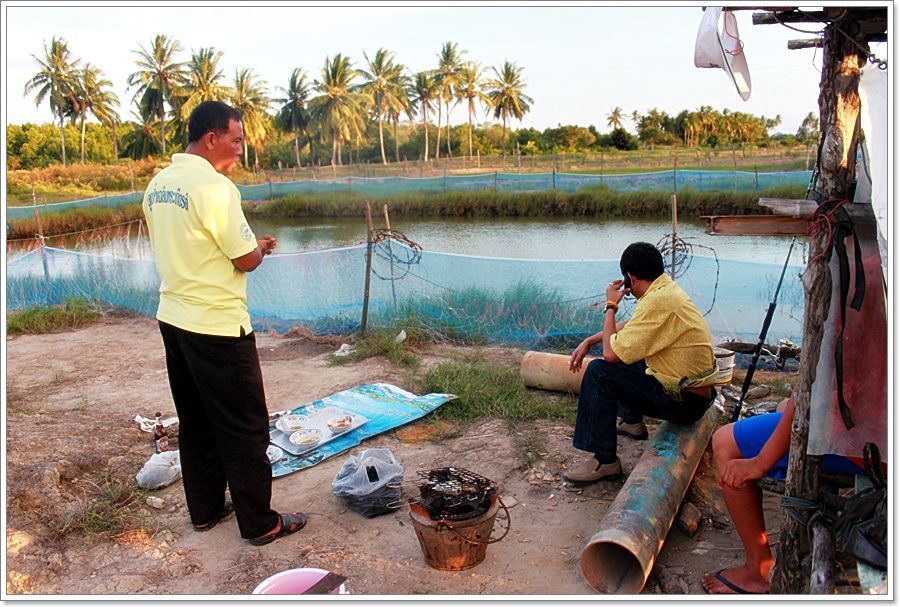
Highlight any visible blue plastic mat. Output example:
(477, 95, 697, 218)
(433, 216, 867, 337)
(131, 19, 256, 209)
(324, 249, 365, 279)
(269, 383, 455, 479)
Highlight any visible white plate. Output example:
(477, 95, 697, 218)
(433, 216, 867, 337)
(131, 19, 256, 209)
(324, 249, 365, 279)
(275, 415, 309, 434)
(325, 414, 355, 434)
(266, 445, 284, 464)
(289, 428, 323, 447)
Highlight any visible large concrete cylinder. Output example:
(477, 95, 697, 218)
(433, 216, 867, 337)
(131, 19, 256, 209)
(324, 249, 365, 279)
(580, 405, 718, 594)
(520, 351, 596, 394)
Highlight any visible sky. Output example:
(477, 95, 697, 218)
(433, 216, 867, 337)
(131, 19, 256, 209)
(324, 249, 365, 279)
(1, 1, 890, 135)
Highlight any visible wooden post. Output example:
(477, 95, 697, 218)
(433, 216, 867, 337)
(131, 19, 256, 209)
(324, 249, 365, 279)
(670, 194, 677, 278)
(552, 168, 557, 190)
(33, 208, 51, 301)
(383, 204, 397, 312)
(360, 200, 375, 336)
(672, 156, 678, 194)
(754, 165, 759, 191)
(770, 19, 865, 594)
(809, 520, 835, 593)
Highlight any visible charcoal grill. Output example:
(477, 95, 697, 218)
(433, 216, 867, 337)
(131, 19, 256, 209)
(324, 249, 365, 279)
(416, 467, 498, 521)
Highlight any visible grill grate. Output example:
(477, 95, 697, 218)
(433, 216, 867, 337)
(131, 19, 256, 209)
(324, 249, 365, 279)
(417, 467, 498, 521)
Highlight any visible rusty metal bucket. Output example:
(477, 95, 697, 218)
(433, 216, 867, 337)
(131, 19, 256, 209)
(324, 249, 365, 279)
(409, 497, 510, 571)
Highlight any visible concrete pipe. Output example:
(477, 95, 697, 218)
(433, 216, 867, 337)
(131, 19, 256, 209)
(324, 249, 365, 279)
(580, 405, 718, 594)
(520, 351, 596, 394)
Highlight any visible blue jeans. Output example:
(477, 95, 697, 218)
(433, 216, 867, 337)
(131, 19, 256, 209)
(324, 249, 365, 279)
(573, 359, 714, 463)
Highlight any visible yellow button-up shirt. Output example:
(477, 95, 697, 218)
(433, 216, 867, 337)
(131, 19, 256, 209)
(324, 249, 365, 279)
(143, 153, 258, 337)
(609, 273, 717, 399)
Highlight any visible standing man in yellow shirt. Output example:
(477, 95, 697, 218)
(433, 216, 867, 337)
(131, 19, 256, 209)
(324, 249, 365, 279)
(143, 101, 306, 546)
(565, 242, 718, 484)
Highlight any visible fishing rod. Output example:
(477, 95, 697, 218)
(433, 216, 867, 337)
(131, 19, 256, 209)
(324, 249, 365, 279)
(730, 237, 798, 422)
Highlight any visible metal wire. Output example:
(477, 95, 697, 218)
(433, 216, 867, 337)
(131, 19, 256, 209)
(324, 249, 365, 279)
(655, 234, 720, 316)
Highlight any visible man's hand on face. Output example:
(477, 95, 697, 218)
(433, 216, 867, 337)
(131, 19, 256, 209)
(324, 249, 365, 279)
(605, 279, 629, 304)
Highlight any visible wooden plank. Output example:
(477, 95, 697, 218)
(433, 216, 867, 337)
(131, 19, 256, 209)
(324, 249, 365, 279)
(758, 198, 819, 217)
(758, 198, 878, 225)
(703, 215, 808, 236)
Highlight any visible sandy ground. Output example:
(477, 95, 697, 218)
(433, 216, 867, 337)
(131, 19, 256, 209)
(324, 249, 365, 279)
(5, 317, 791, 598)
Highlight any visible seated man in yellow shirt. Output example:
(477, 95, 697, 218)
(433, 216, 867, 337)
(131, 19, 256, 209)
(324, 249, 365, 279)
(565, 242, 718, 484)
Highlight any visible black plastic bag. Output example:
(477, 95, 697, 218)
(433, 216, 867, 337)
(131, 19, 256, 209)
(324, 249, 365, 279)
(835, 443, 886, 570)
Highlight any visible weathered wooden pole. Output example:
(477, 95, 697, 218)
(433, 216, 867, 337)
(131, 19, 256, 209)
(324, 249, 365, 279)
(359, 200, 375, 336)
(770, 19, 865, 594)
(383, 204, 397, 312)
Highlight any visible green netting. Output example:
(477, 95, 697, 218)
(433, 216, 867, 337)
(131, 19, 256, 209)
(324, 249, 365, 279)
(7, 242, 804, 348)
(6, 169, 812, 219)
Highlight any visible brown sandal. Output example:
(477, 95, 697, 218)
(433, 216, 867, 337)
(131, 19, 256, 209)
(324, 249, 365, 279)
(249, 512, 308, 546)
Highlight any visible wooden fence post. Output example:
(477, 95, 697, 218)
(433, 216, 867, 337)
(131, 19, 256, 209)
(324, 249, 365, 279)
(360, 200, 374, 336)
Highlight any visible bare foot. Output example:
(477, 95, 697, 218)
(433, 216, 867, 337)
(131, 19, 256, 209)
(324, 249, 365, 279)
(702, 565, 770, 594)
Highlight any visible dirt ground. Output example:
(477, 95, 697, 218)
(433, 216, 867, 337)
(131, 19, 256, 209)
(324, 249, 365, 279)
(5, 317, 791, 598)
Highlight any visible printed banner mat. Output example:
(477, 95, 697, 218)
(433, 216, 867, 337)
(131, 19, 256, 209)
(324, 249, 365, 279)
(270, 383, 455, 478)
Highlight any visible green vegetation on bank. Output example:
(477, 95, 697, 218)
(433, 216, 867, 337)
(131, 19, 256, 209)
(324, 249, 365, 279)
(254, 184, 806, 219)
(419, 357, 576, 425)
(6, 204, 145, 240)
(7, 298, 103, 335)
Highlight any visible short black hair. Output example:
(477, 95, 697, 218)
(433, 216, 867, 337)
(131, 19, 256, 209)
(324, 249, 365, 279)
(620, 242, 665, 281)
(187, 101, 243, 143)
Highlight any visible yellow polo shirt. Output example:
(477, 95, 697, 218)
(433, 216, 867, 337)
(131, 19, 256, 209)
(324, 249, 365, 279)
(143, 153, 258, 337)
(609, 273, 717, 399)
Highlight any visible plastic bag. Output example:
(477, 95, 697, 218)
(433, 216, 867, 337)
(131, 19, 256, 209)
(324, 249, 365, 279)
(332, 448, 403, 518)
(135, 450, 182, 490)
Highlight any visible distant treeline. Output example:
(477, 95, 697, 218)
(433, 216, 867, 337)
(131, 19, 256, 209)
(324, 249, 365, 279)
(17, 34, 819, 171)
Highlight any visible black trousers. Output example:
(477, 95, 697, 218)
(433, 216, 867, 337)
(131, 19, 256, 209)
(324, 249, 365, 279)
(158, 321, 278, 539)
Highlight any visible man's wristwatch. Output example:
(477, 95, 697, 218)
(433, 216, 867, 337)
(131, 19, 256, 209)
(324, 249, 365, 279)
(604, 300, 618, 314)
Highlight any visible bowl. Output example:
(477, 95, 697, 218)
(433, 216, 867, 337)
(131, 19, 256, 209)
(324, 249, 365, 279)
(275, 415, 308, 433)
(326, 414, 355, 433)
(289, 428, 323, 447)
(252, 567, 349, 595)
(266, 445, 284, 464)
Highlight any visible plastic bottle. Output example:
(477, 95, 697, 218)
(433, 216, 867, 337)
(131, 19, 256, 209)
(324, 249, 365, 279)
(154, 412, 169, 453)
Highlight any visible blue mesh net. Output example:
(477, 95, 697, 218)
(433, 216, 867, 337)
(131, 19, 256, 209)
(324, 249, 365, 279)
(7, 242, 804, 348)
(6, 169, 812, 218)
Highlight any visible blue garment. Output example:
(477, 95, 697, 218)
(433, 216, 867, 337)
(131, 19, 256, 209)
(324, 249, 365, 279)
(573, 359, 714, 463)
(733, 411, 865, 480)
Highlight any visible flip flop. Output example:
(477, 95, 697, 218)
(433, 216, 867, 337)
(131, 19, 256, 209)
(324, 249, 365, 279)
(192, 499, 235, 532)
(249, 512, 308, 547)
(703, 569, 752, 595)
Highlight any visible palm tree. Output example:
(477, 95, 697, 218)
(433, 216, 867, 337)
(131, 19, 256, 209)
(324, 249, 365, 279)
(358, 48, 406, 165)
(72, 63, 119, 163)
(310, 53, 367, 166)
(231, 68, 270, 168)
(410, 71, 438, 161)
(127, 35, 185, 155)
(456, 62, 490, 159)
(485, 61, 533, 158)
(607, 106, 624, 130)
(434, 42, 465, 160)
(387, 72, 415, 163)
(121, 108, 163, 160)
(24, 36, 80, 165)
(178, 47, 232, 121)
(274, 68, 312, 167)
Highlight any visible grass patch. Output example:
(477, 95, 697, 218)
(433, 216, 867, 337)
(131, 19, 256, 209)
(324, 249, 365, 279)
(6, 203, 145, 240)
(7, 298, 102, 335)
(329, 327, 420, 368)
(419, 357, 576, 425)
(56, 471, 155, 539)
(514, 425, 550, 471)
(252, 184, 806, 221)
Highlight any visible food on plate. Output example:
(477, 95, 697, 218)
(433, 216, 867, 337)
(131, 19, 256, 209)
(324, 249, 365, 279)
(326, 415, 354, 431)
(289, 428, 323, 446)
(275, 414, 308, 433)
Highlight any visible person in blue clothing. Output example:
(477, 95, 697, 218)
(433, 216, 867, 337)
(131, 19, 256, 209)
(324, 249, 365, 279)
(702, 396, 865, 594)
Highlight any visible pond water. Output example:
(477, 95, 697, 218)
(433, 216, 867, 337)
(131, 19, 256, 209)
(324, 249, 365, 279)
(14, 216, 807, 266)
